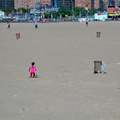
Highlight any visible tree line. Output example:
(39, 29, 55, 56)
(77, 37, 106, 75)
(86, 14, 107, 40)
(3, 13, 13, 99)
(0, 7, 103, 18)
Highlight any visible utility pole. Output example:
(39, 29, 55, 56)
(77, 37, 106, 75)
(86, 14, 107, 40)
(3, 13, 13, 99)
(78, 4, 81, 19)
(71, 0, 74, 21)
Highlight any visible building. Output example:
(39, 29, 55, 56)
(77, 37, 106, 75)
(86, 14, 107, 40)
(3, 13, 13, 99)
(102, 0, 120, 10)
(51, 0, 75, 10)
(28, 0, 51, 9)
(103, 0, 116, 7)
(0, 0, 14, 9)
(75, 0, 107, 9)
(75, 0, 99, 9)
(14, 0, 29, 9)
(94, 0, 99, 9)
(75, 0, 91, 9)
(0, 10, 4, 16)
(115, 0, 120, 6)
(14, 0, 51, 9)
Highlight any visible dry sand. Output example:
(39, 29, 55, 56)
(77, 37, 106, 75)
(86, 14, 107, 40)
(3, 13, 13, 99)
(0, 21, 120, 120)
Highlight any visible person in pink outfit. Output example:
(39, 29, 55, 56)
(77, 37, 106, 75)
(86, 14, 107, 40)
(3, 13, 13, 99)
(29, 62, 36, 78)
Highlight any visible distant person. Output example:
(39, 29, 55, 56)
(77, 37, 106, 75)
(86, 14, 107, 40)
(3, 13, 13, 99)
(34, 22, 38, 29)
(7, 22, 10, 29)
(29, 62, 37, 78)
(85, 19, 88, 26)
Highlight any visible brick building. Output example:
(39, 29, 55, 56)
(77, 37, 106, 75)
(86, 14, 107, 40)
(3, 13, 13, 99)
(75, 0, 105, 9)
(14, 0, 29, 9)
(14, 0, 51, 9)
(75, 0, 91, 9)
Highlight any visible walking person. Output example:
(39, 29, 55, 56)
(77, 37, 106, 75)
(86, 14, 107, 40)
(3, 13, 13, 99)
(34, 22, 38, 29)
(7, 22, 10, 29)
(85, 19, 88, 26)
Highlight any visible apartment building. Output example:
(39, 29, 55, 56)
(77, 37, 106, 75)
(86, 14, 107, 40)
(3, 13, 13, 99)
(14, 0, 29, 9)
(75, 0, 90, 8)
(14, 0, 51, 9)
(1, 0, 117, 10)
(75, 0, 105, 9)
(51, 0, 75, 10)
(0, 0, 14, 9)
(115, 0, 120, 6)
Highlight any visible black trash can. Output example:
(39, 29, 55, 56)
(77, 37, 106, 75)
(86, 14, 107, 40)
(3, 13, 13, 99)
(94, 61, 102, 74)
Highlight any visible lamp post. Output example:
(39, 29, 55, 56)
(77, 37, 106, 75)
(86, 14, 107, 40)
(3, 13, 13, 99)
(71, 0, 74, 21)
(78, 4, 82, 19)
(85, 6, 88, 18)
(26, 5, 29, 21)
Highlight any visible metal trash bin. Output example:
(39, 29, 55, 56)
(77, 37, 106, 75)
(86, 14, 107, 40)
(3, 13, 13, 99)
(16, 33, 20, 39)
(94, 61, 102, 73)
(96, 32, 101, 38)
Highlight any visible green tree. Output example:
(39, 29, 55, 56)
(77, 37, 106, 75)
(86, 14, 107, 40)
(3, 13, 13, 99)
(56, 7, 71, 17)
(88, 8, 103, 16)
(87, 9, 95, 16)
(1, 8, 14, 12)
(44, 13, 51, 18)
(18, 8, 28, 13)
(74, 7, 87, 17)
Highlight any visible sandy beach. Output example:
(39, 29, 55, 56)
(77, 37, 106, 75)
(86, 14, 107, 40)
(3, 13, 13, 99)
(0, 21, 120, 120)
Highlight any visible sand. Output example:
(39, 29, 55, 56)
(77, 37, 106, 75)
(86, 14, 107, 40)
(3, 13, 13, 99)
(0, 21, 120, 120)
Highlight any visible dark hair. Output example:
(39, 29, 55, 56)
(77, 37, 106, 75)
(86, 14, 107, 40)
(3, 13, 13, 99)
(31, 62, 35, 66)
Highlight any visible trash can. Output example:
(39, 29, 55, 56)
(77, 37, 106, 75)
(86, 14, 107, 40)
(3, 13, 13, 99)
(94, 61, 102, 73)
(16, 33, 20, 39)
(96, 32, 101, 38)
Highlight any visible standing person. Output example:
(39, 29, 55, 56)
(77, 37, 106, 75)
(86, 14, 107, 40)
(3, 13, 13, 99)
(7, 22, 10, 29)
(34, 22, 38, 29)
(29, 62, 37, 78)
(85, 19, 88, 26)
